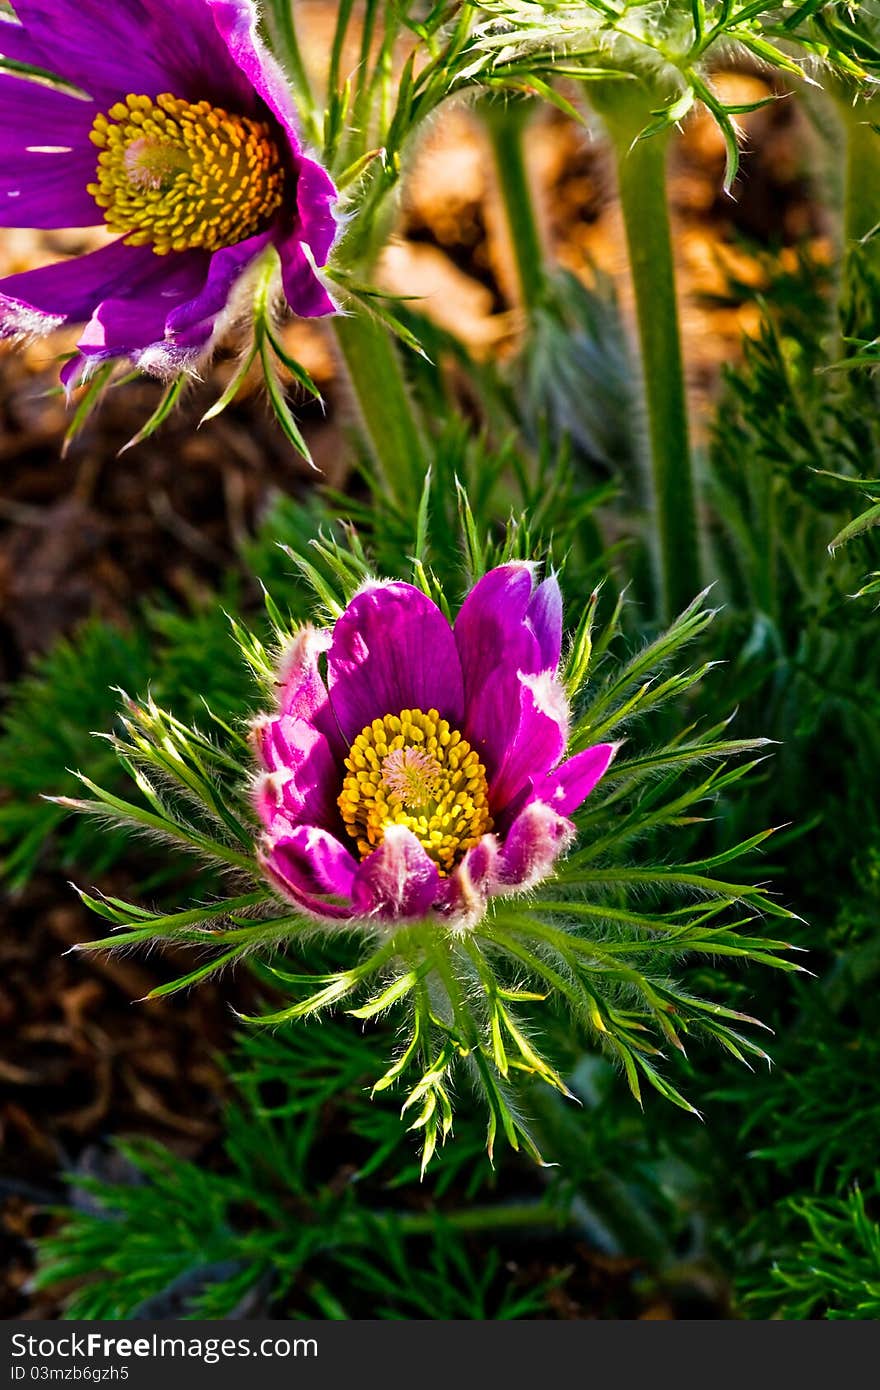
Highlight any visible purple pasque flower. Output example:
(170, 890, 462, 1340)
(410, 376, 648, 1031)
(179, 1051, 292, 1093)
(252, 563, 617, 927)
(0, 0, 337, 386)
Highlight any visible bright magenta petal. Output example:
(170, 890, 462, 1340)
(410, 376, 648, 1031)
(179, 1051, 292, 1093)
(455, 563, 543, 780)
(495, 801, 574, 891)
(535, 742, 618, 815)
(351, 826, 441, 920)
(526, 574, 563, 670)
(489, 670, 569, 816)
(260, 826, 356, 917)
(327, 583, 464, 743)
(0, 240, 167, 336)
(272, 625, 344, 755)
(440, 835, 498, 923)
(253, 719, 340, 832)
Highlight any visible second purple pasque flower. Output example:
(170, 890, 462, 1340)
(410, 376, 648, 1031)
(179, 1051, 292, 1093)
(253, 563, 617, 926)
(0, 0, 337, 386)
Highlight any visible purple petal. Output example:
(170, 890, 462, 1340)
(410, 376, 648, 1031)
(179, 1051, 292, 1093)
(495, 801, 574, 892)
(164, 230, 272, 351)
(75, 252, 209, 359)
(274, 157, 340, 315)
(0, 13, 46, 65)
(11, 0, 181, 97)
(208, 0, 305, 154)
(276, 224, 336, 319)
(139, 0, 256, 105)
(0, 151, 103, 229)
(260, 827, 356, 919)
(209, 0, 338, 309)
(327, 582, 464, 744)
(252, 718, 340, 831)
(526, 574, 563, 671)
(0, 238, 165, 336)
(272, 625, 343, 749)
(60, 354, 92, 391)
(534, 742, 618, 816)
(12, 0, 250, 105)
(489, 670, 569, 816)
(0, 70, 96, 145)
(351, 825, 440, 920)
(295, 157, 339, 267)
(455, 564, 542, 778)
(7, 244, 212, 375)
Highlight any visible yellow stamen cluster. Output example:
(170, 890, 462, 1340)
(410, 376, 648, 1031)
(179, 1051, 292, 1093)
(338, 708, 492, 875)
(87, 93, 285, 255)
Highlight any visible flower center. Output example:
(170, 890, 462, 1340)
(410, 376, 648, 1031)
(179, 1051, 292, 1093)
(338, 708, 493, 874)
(87, 93, 285, 255)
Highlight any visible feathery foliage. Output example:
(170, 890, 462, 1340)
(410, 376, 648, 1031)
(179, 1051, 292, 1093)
(33, 1018, 559, 1320)
(740, 1182, 880, 1319)
(675, 231, 880, 1320)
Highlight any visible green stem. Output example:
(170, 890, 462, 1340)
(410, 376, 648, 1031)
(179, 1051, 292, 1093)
(828, 88, 880, 345)
(842, 101, 880, 254)
(391, 1200, 566, 1239)
(335, 1178, 664, 1261)
(332, 308, 427, 510)
(608, 125, 700, 621)
(428, 925, 668, 1263)
(483, 100, 546, 314)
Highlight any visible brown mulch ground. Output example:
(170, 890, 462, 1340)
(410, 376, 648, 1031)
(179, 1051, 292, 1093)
(0, 877, 262, 1318)
(0, 74, 828, 1319)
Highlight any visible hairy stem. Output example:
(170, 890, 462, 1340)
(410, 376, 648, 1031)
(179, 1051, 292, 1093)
(391, 1199, 567, 1239)
(483, 100, 546, 314)
(842, 101, 880, 254)
(332, 309, 427, 512)
(598, 106, 699, 620)
(828, 88, 880, 345)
